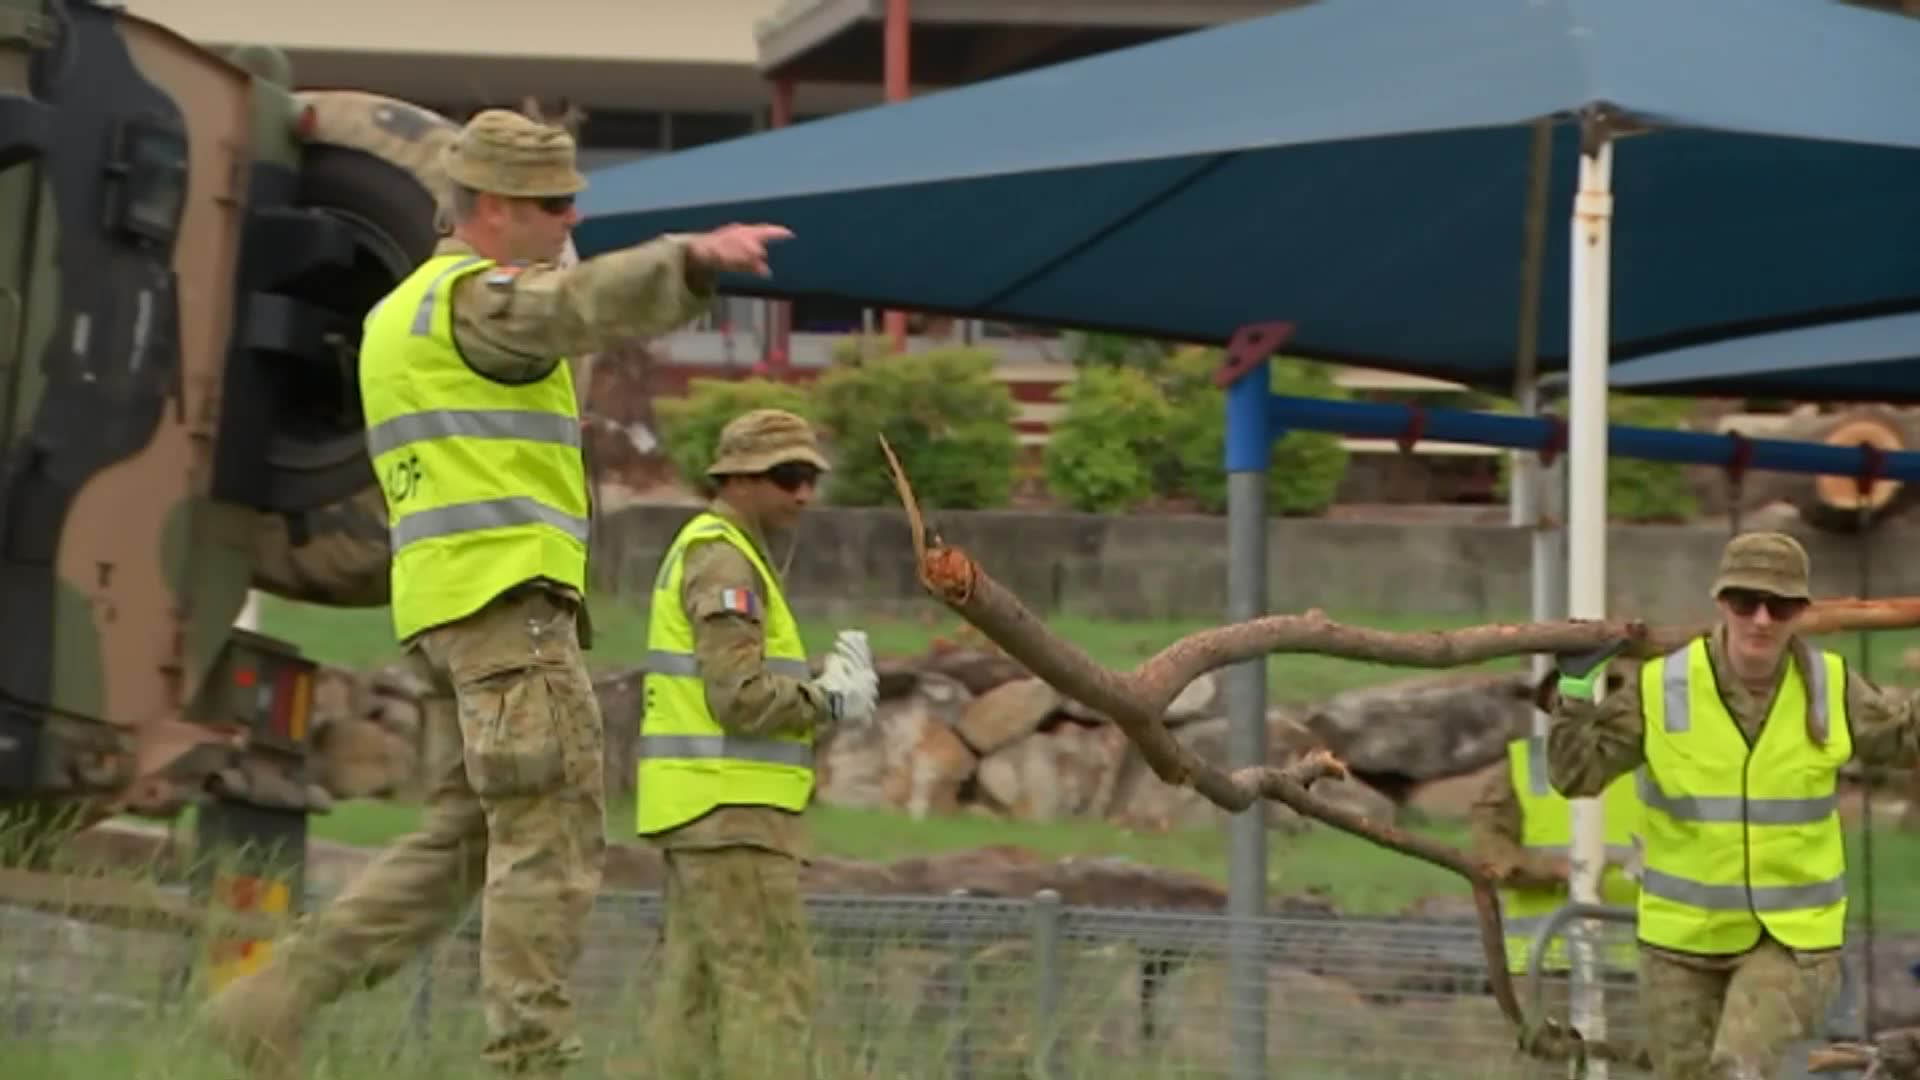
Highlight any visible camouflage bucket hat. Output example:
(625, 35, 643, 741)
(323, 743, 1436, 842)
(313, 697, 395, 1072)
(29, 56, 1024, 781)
(707, 409, 831, 478)
(1712, 531, 1811, 600)
(442, 109, 586, 199)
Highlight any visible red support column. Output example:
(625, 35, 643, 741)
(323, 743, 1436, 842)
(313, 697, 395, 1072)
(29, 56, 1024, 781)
(882, 0, 910, 353)
(766, 78, 797, 379)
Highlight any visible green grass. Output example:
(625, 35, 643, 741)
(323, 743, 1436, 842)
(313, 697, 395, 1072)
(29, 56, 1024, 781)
(297, 797, 1474, 916)
(298, 796, 1920, 924)
(259, 591, 1920, 700)
(17, 600, 1920, 1077)
(264, 591, 1920, 919)
(259, 591, 1509, 914)
(256, 592, 1541, 705)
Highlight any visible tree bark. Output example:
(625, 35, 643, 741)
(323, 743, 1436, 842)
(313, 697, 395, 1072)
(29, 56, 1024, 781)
(1768, 408, 1910, 533)
(876, 434, 1920, 1066)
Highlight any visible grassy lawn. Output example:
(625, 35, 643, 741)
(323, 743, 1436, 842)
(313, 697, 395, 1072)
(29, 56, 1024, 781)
(259, 592, 1920, 918)
(256, 592, 1543, 705)
(256, 592, 1530, 913)
(258, 592, 1920, 701)
(295, 796, 1920, 923)
(298, 796, 1477, 916)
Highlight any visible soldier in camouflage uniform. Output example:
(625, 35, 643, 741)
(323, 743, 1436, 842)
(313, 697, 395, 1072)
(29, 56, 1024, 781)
(1547, 532, 1920, 1080)
(201, 109, 796, 1079)
(1470, 745, 1643, 1073)
(636, 409, 879, 1080)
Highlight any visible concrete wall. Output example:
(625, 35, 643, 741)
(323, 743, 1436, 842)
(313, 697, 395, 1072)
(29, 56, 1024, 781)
(588, 504, 1912, 625)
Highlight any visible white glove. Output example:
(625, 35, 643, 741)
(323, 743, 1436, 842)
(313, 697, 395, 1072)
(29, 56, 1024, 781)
(812, 630, 877, 726)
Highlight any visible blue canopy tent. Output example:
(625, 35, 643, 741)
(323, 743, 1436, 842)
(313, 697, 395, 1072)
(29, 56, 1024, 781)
(576, 3, 1920, 1070)
(575, 0, 1920, 398)
(1606, 311, 1920, 399)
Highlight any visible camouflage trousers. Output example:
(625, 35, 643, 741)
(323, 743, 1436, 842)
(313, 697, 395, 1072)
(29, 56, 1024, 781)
(215, 587, 608, 1075)
(647, 846, 819, 1080)
(1639, 939, 1843, 1080)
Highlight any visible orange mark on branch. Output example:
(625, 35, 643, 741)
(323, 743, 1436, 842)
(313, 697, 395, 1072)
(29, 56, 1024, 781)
(924, 548, 974, 599)
(1299, 748, 1351, 782)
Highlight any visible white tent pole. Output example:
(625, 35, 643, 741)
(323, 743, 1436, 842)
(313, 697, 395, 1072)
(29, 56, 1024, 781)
(1512, 118, 1562, 741)
(1566, 122, 1616, 1075)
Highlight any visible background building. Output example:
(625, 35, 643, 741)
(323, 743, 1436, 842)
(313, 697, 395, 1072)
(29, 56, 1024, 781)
(124, 0, 1506, 487)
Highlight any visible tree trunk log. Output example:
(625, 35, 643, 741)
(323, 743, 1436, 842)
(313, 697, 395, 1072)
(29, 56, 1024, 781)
(876, 434, 1920, 1067)
(1755, 407, 1912, 533)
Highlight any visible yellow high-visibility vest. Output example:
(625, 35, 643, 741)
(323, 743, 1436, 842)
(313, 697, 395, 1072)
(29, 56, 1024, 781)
(359, 253, 588, 642)
(1499, 735, 1643, 974)
(1637, 637, 1852, 955)
(635, 511, 814, 837)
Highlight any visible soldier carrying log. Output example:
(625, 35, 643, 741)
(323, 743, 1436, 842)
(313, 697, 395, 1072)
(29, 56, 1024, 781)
(1546, 532, 1920, 1080)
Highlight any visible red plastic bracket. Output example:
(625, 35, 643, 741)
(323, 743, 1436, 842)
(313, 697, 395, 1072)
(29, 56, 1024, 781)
(1537, 414, 1568, 467)
(1857, 442, 1887, 498)
(1724, 431, 1753, 487)
(1397, 406, 1428, 453)
(1214, 321, 1298, 388)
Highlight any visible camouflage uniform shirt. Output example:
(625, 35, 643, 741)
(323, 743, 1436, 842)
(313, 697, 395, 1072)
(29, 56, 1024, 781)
(1546, 623, 1920, 969)
(1470, 764, 1578, 891)
(655, 497, 835, 860)
(437, 233, 713, 383)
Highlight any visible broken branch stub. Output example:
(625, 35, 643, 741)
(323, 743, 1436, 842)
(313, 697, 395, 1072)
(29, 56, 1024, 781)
(874, 433, 1920, 1065)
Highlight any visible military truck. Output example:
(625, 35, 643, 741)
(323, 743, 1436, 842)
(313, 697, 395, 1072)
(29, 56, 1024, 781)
(0, 0, 455, 941)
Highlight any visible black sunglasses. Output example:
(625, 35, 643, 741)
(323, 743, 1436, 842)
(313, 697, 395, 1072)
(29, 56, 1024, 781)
(763, 461, 822, 492)
(1719, 589, 1809, 621)
(529, 195, 574, 216)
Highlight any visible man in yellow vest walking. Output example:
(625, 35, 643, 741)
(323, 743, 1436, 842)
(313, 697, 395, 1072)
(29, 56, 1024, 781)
(1472, 731, 1643, 970)
(1471, 730, 1643, 1070)
(201, 108, 796, 1079)
(1548, 532, 1920, 1080)
(637, 408, 878, 1080)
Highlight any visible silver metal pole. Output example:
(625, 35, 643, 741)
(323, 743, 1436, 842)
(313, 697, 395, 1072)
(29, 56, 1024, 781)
(1225, 356, 1272, 1080)
(1521, 385, 1570, 739)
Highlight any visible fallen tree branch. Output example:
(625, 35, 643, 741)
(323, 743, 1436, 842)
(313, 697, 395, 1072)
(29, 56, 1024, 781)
(1809, 1044, 1877, 1075)
(1810, 1028, 1920, 1077)
(877, 434, 1920, 1067)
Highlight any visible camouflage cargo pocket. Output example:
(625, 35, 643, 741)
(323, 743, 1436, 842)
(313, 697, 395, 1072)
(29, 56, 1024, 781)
(456, 666, 569, 798)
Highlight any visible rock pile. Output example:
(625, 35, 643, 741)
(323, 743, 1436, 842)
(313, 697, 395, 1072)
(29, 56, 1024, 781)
(797, 647, 1540, 833)
(307, 642, 1546, 833)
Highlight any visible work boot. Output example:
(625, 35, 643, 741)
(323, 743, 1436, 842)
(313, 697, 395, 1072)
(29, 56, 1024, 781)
(198, 964, 310, 1080)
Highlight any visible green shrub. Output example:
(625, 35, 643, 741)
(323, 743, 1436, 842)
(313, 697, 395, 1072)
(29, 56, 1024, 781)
(654, 377, 817, 491)
(810, 346, 1020, 509)
(1043, 365, 1173, 512)
(1602, 395, 1701, 522)
(1065, 331, 1171, 372)
(828, 333, 894, 366)
(1495, 394, 1701, 522)
(1159, 346, 1351, 515)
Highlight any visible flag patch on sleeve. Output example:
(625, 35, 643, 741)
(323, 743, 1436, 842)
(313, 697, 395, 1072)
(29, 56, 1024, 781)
(718, 587, 761, 618)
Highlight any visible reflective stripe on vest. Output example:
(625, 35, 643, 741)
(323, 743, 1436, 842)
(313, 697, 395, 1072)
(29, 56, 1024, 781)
(1636, 637, 1852, 955)
(358, 253, 587, 642)
(635, 512, 815, 836)
(1499, 734, 1643, 974)
(642, 648, 811, 681)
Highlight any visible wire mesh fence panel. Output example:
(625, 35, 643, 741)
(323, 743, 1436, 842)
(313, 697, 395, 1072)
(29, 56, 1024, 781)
(1046, 906, 1650, 1080)
(1836, 761, 1920, 1046)
(1, 884, 1673, 1079)
(9, 841, 1920, 1079)
(0, 899, 198, 1042)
